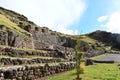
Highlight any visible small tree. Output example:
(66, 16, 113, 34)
(76, 51, 83, 80)
(74, 40, 85, 80)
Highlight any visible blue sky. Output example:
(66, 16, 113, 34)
(70, 0, 120, 34)
(0, 0, 120, 34)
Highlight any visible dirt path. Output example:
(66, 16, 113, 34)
(94, 54, 120, 63)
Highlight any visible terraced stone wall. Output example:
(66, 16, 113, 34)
(0, 58, 62, 66)
(0, 46, 75, 80)
(0, 63, 75, 80)
(0, 47, 61, 58)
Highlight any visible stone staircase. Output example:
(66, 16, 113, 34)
(0, 46, 75, 80)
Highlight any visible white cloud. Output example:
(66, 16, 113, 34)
(113, 0, 120, 10)
(53, 24, 78, 35)
(98, 12, 120, 33)
(0, 0, 87, 35)
(97, 16, 108, 22)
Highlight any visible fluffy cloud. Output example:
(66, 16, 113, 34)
(0, 0, 87, 35)
(52, 24, 78, 35)
(98, 12, 120, 33)
(104, 12, 120, 33)
(97, 16, 108, 22)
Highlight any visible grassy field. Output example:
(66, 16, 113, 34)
(48, 63, 120, 80)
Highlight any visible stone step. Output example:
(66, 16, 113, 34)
(0, 45, 46, 52)
(0, 56, 66, 66)
(0, 62, 75, 69)
(0, 46, 63, 58)
(0, 55, 60, 59)
(0, 62, 75, 80)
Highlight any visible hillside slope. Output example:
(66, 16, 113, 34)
(0, 7, 76, 59)
(0, 7, 119, 55)
(87, 30, 120, 50)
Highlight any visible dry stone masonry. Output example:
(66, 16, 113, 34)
(0, 57, 62, 66)
(0, 46, 75, 80)
(0, 63, 75, 80)
(0, 7, 76, 80)
(0, 47, 65, 58)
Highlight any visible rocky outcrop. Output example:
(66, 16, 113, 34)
(0, 29, 34, 49)
(7, 30, 34, 49)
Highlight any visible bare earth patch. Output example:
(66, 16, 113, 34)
(94, 54, 120, 63)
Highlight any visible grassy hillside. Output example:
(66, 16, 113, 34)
(88, 30, 120, 50)
(0, 7, 35, 24)
(0, 14, 31, 39)
(0, 7, 119, 52)
(73, 34, 111, 51)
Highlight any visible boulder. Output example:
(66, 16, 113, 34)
(86, 59, 94, 65)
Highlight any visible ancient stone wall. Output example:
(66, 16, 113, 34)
(0, 30, 8, 45)
(0, 29, 34, 49)
(0, 47, 60, 58)
(7, 30, 34, 49)
(0, 58, 62, 66)
(0, 7, 76, 80)
(24, 25, 76, 48)
(1, 23, 76, 51)
(33, 41, 50, 50)
(0, 63, 75, 80)
(0, 45, 75, 80)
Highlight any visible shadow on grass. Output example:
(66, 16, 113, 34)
(70, 72, 76, 76)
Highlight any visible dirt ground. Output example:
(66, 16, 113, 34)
(95, 54, 120, 63)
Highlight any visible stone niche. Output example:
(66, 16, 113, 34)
(41, 27, 49, 33)
(35, 27, 39, 31)
(24, 25, 35, 32)
(0, 25, 4, 29)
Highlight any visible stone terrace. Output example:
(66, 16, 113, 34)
(0, 46, 75, 80)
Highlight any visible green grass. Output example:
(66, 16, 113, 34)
(0, 63, 4, 67)
(91, 54, 107, 59)
(25, 56, 54, 59)
(48, 63, 120, 80)
(47, 70, 76, 80)
(0, 55, 54, 59)
(77, 35, 110, 51)
(84, 63, 120, 80)
(80, 35, 97, 44)
(110, 50, 120, 53)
